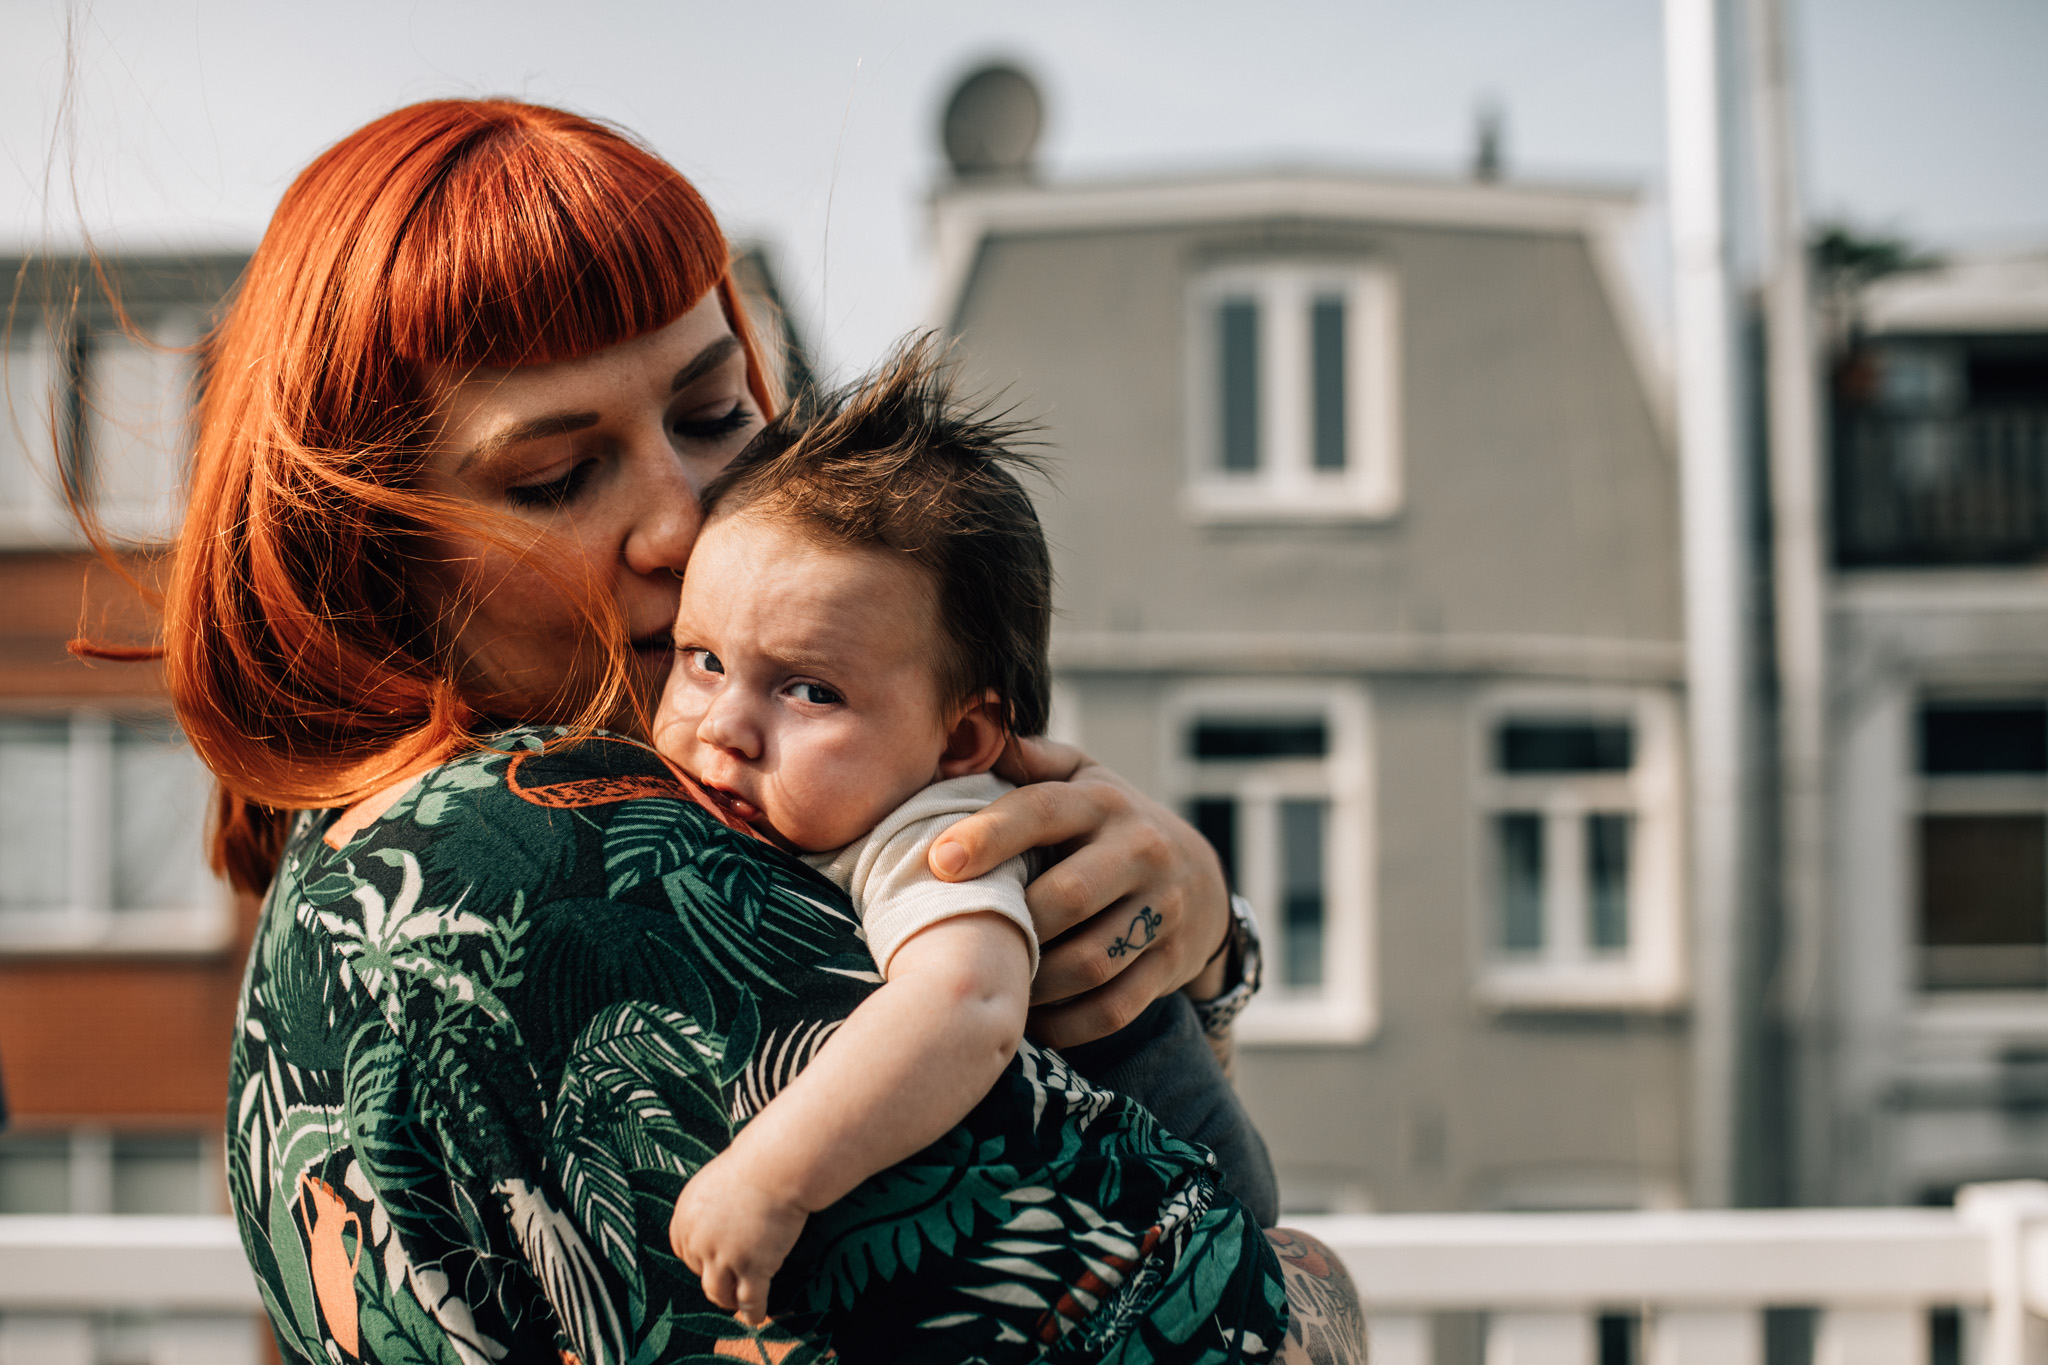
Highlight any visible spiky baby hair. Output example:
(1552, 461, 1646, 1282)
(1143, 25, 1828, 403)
(699, 336, 1053, 738)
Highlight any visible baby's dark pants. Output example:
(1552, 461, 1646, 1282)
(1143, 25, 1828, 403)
(1058, 993, 1279, 1228)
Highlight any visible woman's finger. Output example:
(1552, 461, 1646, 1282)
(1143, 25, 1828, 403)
(1028, 944, 1180, 1050)
(1023, 829, 1169, 947)
(991, 734, 1089, 786)
(929, 778, 1107, 882)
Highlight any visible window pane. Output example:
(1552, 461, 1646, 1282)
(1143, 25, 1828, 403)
(1919, 814, 2048, 989)
(1219, 297, 1260, 472)
(0, 1135, 72, 1213)
(1499, 720, 1634, 773)
(1191, 719, 1327, 761)
(1280, 799, 1327, 989)
(1189, 797, 1239, 893)
(0, 717, 71, 911)
(88, 329, 191, 534)
(1498, 813, 1545, 952)
(1587, 813, 1631, 951)
(1312, 294, 1347, 471)
(111, 1135, 206, 1215)
(111, 718, 214, 911)
(1920, 703, 2048, 774)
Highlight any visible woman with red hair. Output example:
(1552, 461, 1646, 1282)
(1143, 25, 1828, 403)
(182, 99, 1363, 1363)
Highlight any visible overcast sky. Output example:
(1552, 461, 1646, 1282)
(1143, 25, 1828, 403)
(3, 0, 2043, 375)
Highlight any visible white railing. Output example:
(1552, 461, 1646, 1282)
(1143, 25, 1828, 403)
(8, 1183, 2048, 1365)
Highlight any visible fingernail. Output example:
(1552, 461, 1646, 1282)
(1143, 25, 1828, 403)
(932, 840, 967, 876)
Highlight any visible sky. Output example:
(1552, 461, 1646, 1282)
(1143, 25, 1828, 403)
(2, 0, 2044, 377)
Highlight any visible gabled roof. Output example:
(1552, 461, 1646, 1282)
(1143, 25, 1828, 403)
(926, 166, 1668, 433)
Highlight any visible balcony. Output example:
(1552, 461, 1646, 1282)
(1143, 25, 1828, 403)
(1834, 409, 2048, 568)
(11, 1184, 2048, 1364)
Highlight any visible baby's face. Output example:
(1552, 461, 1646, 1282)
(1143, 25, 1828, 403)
(652, 510, 959, 852)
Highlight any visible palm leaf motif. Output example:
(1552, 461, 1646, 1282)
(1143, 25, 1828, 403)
(550, 1001, 731, 1290)
(315, 849, 510, 1034)
(727, 1017, 840, 1123)
(602, 798, 701, 898)
(498, 1178, 625, 1365)
(659, 859, 867, 1001)
(795, 1130, 1021, 1314)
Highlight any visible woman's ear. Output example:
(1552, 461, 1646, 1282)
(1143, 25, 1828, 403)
(938, 690, 1008, 778)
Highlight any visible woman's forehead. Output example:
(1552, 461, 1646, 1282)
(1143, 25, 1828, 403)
(430, 296, 737, 443)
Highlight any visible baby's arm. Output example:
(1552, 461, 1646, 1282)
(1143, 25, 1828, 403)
(668, 910, 1031, 1323)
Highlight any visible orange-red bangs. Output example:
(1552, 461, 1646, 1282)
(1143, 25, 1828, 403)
(286, 98, 738, 378)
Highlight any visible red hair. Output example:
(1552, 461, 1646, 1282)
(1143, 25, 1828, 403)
(159, 99, 772, 892)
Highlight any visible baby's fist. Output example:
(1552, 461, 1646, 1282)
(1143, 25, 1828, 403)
(669, 1152, 809, 1327)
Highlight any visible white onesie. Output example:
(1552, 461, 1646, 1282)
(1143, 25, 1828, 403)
(801, 772, 1039, 980)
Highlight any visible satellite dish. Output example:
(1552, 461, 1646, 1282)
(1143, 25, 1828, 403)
(942, 64, 1043, 180)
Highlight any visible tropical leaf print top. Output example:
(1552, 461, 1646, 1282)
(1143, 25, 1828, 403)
(227, 728, 1288, 1365)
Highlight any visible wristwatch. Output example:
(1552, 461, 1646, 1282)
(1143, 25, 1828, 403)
(1191, 894, 1263, 1040)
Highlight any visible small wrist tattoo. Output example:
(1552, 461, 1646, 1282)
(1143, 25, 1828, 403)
(1106, 904, 1162, 959)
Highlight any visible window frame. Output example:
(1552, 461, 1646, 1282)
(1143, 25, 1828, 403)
(1472, 686, 1686, 1010)
(1183, 260, 1402, 523)
(1912, 693, 2048, 995)
(1161, 678, 1376, 1044)
(0, 706, 232, 956)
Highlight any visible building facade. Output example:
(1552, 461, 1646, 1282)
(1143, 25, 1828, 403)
(932, 167, 1693, 1214)
(1810, 252, 2048, 1206)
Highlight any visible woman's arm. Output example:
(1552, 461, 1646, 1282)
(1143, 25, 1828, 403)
(928, 738, 1234, 1050)
(668, 912, 1032, 1323)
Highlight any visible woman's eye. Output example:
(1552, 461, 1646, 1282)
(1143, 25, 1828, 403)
(674, 402, 753, 442)
(691, 649, 725, 675)
(790, 682, 843, 706)
(504, 460, 594, 509)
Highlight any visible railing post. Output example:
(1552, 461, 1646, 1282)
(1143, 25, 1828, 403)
(1486, 1311, 1595, 1365)
(1959, 1181, 2048, 1365)
(1367, 1312, 1430, 1365)
(1649, 1309, 1761, 1365)
(1813, 1308, 1924, 1365)
(0, 1314, 94, 1365)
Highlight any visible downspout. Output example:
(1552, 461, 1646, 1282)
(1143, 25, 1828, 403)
(1665, 0, 1759, 1209)
(1745, 0, 1830, 1207)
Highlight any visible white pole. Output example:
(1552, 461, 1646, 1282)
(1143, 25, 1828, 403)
(1665, 0, 1754, 1209)
(1745, 0, 1829, 1206)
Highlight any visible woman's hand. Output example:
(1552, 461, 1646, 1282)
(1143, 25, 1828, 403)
(929, 737, 1232, 1050)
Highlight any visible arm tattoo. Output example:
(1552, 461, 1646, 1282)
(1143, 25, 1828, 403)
(1269, 1228, 1369, 1364)
(1105, 904, 1162, 959)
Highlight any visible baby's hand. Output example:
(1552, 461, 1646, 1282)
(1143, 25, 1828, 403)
(668, 1150, 810, 1326)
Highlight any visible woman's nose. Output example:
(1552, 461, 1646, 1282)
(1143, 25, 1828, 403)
(622, 441, 705, 578)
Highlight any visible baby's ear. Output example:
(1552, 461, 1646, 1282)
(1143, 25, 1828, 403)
(937, 690, 1008, 778)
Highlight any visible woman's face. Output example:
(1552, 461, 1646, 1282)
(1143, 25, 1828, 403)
(418, 293, 763, 726)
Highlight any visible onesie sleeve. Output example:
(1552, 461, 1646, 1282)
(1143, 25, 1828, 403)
(839, 776, 1039, 981)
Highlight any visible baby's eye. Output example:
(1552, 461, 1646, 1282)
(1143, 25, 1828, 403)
(789, 681, 843, 706)
(690, 649, 725, 675)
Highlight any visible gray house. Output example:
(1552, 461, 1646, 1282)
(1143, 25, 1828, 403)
(929, 88, 1691, 1215)
(1807, 251, 2048, 1207)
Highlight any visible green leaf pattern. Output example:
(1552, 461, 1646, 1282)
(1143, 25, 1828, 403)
(225, 728, 1285, 1363)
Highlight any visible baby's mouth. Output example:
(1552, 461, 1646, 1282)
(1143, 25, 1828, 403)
(700, 782, 764, 824)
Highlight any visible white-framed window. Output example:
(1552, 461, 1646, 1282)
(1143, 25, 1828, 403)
(0, 312, 196, 548)
(87, 311, 200, 543)
(1914, 696, 2048, 992)
(1163, 680, 1374, 1043)
(0, 1127, 220, 1215)
(0, 710, 228, 954)
(1474, 687, 1685, 1009)
(1, 328, 67, 543)
(1184, 261, 1401, 522)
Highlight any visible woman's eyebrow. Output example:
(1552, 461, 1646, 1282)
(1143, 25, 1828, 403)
(671, 335, 741, 392)
(458, 411, 599, 471)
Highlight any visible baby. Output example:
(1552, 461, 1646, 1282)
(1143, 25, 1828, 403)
(654, 342, 1266, 1324)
